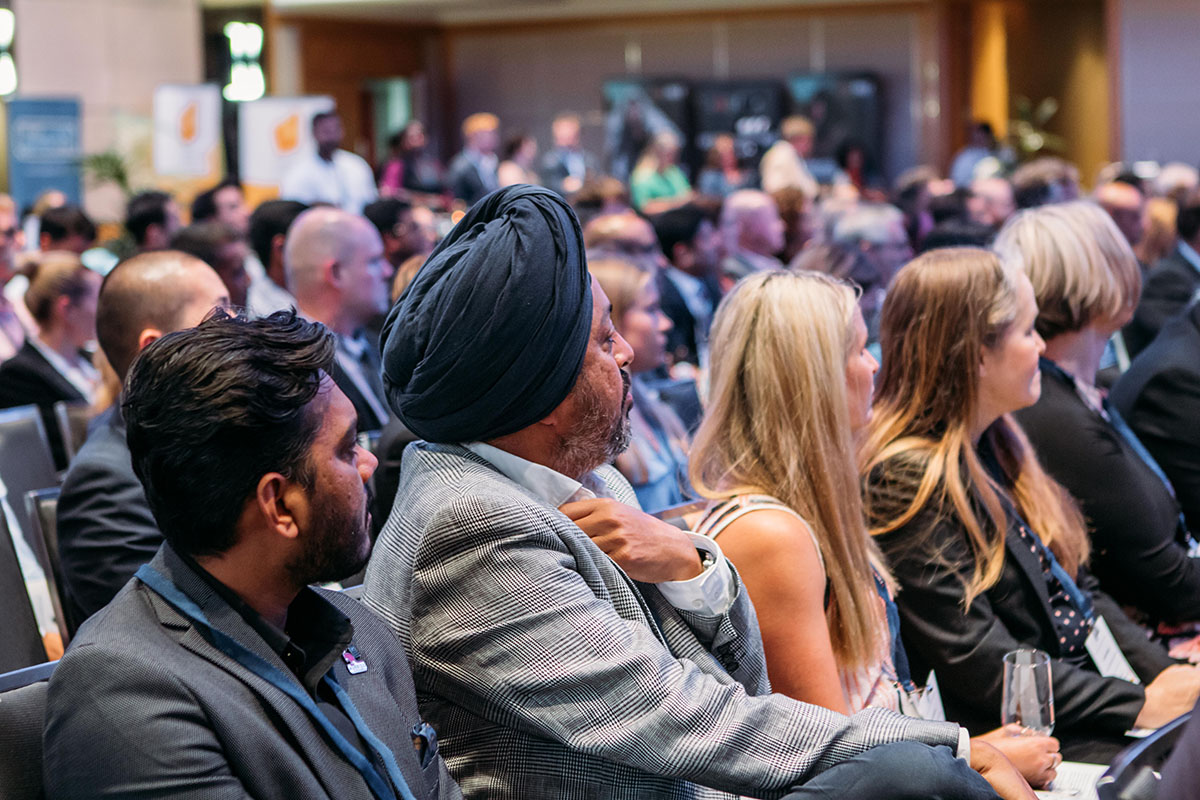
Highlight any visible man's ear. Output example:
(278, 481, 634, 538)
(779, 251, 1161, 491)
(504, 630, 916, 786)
(136, 327, 164, 354)
(255, 472, 302, 541)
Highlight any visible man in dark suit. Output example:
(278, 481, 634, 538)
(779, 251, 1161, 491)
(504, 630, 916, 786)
(44, 309, 460, 800)
(1111, 298, 1200, 535)
(57, 251, 230, 627)
(285, 206, 394, 432)
(446, 112, 500, 207)
(650, 202, 722, 366)
(539, 112, 597, 197)
(1125, 190, 1200, 356)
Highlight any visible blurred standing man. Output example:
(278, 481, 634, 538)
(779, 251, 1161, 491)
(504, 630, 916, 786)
(281, 111, 378, 214)
(760, 115, 819, 198)
(540, 112, 596, 197)
(447, 113, 501, 207)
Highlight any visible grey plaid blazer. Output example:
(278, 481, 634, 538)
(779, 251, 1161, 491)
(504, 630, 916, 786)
(362, 443, 963, 799)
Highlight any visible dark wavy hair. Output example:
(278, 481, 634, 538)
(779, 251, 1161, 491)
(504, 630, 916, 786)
(124, 309, 336, 557)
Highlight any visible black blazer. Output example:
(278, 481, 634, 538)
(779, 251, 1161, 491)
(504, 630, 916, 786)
(538, 147, 597, 197)
(656, 269, 718, 367)
(1015, 359, 1200, 623)
(1111, 300, 1200, 536)
(332, 339, 389, 434)
(0, 340, 87, 469)
(446, 152, 495, 208)
(1124, 246, 1200, 357)
(868, 460, 1175, 761)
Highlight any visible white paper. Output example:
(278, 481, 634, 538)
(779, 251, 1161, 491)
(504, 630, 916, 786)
(1035, 761, 1106, 800)
(1085, 615, 1140, 684)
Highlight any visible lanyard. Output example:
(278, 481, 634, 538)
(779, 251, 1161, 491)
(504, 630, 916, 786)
(135, 564, 418, 800)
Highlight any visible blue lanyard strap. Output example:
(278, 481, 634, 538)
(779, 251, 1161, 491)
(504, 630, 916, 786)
(134, 564, 418, 800)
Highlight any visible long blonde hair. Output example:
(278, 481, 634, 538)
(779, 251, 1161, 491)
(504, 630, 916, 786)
(863, 248, 1089, 608)
(691, 270, 888, 669)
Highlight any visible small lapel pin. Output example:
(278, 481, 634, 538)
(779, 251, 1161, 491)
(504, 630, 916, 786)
(342, 645, 368, 675)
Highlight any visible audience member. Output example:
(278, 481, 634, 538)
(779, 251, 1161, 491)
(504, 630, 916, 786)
(1154, 162, 1199, 204)
(1095, 178, 1147, 251)
(1136, 195, 1178, 267)
(246, 199, 307, 315)
(1125, 187, 1200, 356)
(285, 207, 393, 432)
(718, 189, 785, 287)
(863, 246, 1197, 761)
(919, 219, 996, 253)
(830, 203, 912, 345)
(998, 201, 1200, 624)
(892, 165, 946, 250)
(696, 133, 752, 197)
(540, 112, 596, 197)
(583, 209, 668, 271)
(497, 132, 539, 187)
(1012, 157, 1081, 209)
(760, 114, 819, 197)
(950, 121, 1004, 187)
(629, 131, 693, 214)
(171, 221, 251, 309)
(363, 184, 1030, 800)
(39, 205, 96, 254)
(0, 194, 28, 360)
(281, 110, 378, 213)
(967, 176, 1016, 229)
(21, 188, 65, 253)
(447, 112, 501, 207)
(56, 251, 230, 626)
(570, 175, 631, 225)
(649, 202, 721, 366)
(395, 119, 448, 200)
(589, 256, 692, 512)
(690, 270, 1059, 788)
(190, 178, 250, 236)
(126, 190, 182, 254)
(772, 186, 816, 264)
(834, 139, 883, 197)
(44, 310, 461, 800)
(364, 197, 436, 271)
(0, 253, 101, 468)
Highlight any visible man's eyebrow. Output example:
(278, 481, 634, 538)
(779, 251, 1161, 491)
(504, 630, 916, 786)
(340, 419, 358, 448)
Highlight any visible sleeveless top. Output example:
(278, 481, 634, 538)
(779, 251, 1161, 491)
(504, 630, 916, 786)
(696, 494, 915, 713)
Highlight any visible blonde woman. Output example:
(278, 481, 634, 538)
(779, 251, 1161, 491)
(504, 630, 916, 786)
(863, 247, 1200, 762)
(690, 270, 1058, 786)
(589, 257, 691, 512)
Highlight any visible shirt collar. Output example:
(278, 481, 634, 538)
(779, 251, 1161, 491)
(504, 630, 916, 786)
(337, 331, 368, 359)
(1179, 240, 1200, 277)
(463, 441, 595, 506)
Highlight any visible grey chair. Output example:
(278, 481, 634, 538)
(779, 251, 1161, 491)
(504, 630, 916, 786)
(0, 503, 48, 673)
(25, 487, 69, 642)
(0, 660, 57, 800)
(1098, 711, 1191, 800)
(0, 405, 59, 555)
(52, 401, 92, 464)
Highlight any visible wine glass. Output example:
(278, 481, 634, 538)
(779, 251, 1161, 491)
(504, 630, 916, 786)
(1002, 648, 1055, 735)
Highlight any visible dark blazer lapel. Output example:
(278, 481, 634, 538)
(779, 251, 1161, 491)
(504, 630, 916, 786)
(18, 342, 86, 402)
(1003, 521, 1057, 629)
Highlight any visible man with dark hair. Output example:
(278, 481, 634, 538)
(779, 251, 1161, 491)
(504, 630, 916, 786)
(363, 197, 435, 270)
(171, 220, 251, 308)
(649, 203, 720, 366)
(126, 190, 182, 253)
(1126, 188, 1200, 356)
(57, 251, 230, 626)
(363, 185, 1029, 800)
(247, 199, 307, 315)
(191, 178, 249, 236)
(44, 309, 460, 800)
(280, 110, 377, 213)
(39, 204, 96, 253)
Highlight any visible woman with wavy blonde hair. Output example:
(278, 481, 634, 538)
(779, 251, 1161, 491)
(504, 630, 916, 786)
(863, 246, 1199, 762)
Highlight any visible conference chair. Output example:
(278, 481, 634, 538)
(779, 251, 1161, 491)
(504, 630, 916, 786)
(0, 660, 57, 800)
(0, 405, 60, 553)
(1097, 712, 1192, 800)
(0, 504, 49, 673)
(25, 487, 70, 642)
(52, 400, 92, 463)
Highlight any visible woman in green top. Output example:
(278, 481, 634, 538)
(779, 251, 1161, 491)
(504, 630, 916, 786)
(630, 131, 693, 214)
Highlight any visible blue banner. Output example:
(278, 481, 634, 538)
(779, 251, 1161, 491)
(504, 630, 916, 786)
(7, 97, 82, 212)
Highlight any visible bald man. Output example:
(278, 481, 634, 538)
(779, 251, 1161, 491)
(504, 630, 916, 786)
(285, 206, 394, 431)
(57, 251, 230, 626)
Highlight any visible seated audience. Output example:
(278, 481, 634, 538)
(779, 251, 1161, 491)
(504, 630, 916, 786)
(590, 256, 691, 512)
(539, 112, 596, 197)
(56, 251, 229, 627)
(190, 178, 249, 236)
(44, 310, 460, 800)
(570, 175, 632, 226)
(967, 177, 1016, 230)
(829, 203, 912, 345)
(760, 114, 819, 197)
(696, 133, 753, 197)
(246, 199, 307, 315)
(497, 132, 539, 187)
(863, 246, 1198, 761)
(171, 221, 251, 309)
(690, 270, 1059, 788)
(39, 205, 97, 254)
(1094, 177, 1147, 252)
(996, 202, 1200, 624)
(0, 253, 101, 468)
(447, 112, 501, 207)
(1011, 157, 1081, 209)
(126, 190, 182, 254)
(285, 207, 393, 432)
(0, 194, 27, 360)
(1125, 188, 1200, 356)
(1111, 296, 1200, 537)
(363, 185, 1031, 800)
(629, 131, 693, 214)
(649, 202, 721, 367)
(719, 189, 785, 288)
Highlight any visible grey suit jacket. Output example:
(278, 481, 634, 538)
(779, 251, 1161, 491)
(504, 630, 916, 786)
(44, 545, 461, 800)
(362, 442, 962, 800)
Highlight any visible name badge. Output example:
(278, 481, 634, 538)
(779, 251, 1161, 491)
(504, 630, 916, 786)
(342, 645, 368, 675)
(914, 671, 947, 721)
(1085, 616, 1140, 684)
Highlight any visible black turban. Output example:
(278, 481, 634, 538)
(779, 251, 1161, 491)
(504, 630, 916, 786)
(380, 185, 593, 443)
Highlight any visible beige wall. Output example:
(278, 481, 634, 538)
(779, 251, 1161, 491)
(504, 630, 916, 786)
(13, 0, 203, 219)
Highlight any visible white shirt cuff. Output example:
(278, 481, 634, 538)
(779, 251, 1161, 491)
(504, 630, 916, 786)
(957, 727, 971, 762)
(655, 533, 736, 616)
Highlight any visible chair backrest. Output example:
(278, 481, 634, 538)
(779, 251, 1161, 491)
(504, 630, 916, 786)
(1098, 712, 1192, 800)
(0, 506, 48, 673)
(52, 401, 92, 464)
(0, 405, 59, 554)
(24, 487, 68, 643)
(0, 660, 56, 800)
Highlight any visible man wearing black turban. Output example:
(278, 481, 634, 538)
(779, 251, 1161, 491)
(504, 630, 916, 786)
(363, 185, 1026, 800)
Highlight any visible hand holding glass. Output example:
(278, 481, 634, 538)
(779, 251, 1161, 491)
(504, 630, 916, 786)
(1002, 649, 1055, 735)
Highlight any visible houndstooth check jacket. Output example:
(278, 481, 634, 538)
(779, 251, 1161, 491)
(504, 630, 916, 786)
(362, 442, 963, 799)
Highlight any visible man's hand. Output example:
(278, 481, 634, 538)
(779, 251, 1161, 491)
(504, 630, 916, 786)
(559, 497, 703, 583)
(978, 725, 1060, 789)
(968, 739, 1038, 800)
(1137, 663, 1200, 729)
